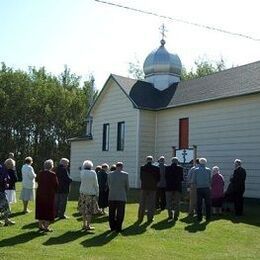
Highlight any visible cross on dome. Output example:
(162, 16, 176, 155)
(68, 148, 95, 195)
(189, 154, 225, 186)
(159, 23, 167, 46)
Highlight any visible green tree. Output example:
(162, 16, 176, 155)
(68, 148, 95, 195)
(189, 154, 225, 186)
(0, 63, 96, 173)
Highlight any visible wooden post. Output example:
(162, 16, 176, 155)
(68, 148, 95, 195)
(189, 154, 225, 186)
(193, 145, 197, 166)
(171, 146, 176, 157)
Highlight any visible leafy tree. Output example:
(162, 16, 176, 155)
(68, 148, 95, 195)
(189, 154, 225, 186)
(181, 58, 226, 80)
(0, 63, 96, 173)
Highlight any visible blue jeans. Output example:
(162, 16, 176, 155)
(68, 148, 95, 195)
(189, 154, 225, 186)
(196, 188, 211, 220)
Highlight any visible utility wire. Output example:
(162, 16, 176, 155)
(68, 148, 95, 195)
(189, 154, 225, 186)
(94, 0, 260, 42)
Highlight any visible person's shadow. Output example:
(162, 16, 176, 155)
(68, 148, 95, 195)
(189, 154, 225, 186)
(151, 218, 176, 230)
(121, 221, 150, 236)
(0, 231, 44, 247)
(22, 222, 39, 230)
(80, 230, 118, 247)
(184, 220, 209, 233)
(43, 230, 87, 246)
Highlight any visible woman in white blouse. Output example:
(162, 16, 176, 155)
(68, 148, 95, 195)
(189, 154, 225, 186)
(20, 157, 36, 213)
(78, 160, 99, 231)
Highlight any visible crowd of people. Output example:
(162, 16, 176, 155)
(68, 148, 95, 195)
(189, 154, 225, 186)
(0, 152, 247, 233)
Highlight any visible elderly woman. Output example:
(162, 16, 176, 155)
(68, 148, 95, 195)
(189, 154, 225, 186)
(35, 159, 58, 232)
(0, 164, 15, 226)
(211, 166, 225, 215)
(97, 163, 109, 214)
(20, 157, 36, 213)
(78, 160, 99, 231)
(4, 158, 18, 209)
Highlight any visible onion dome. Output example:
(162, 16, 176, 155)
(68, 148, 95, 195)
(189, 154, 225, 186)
(143, 39, 182, 90)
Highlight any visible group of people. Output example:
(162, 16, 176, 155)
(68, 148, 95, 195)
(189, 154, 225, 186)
(0, 152, 247, 233)
(0, 154, 73, 231)
(138, 155, 246, 224)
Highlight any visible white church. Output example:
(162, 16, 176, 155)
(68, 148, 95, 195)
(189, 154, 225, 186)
(69, 37, 260, 199)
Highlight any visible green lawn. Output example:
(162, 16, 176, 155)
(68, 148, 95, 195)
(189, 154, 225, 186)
(1, 185, 260, 259)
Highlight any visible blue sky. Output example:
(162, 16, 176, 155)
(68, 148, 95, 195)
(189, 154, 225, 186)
(1, 0, 260, 89)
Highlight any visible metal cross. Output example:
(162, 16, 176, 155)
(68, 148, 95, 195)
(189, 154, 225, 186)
(159, 23, 167, 40)
(182, 149, 188, 163)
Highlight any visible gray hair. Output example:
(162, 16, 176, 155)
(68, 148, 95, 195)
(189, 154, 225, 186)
(212, 166, 220, 174)
(199, 158, 207, 165)
(25, 156, 33, 164)
(82, 160, 93, 170)
(4, 158, 15, 169)
(44, 159, 54, 170)
(146, 155, 153, 162)
(234, 159, 242, 166)
(60, 158, 69, 166)
(171, 157, 179, 164)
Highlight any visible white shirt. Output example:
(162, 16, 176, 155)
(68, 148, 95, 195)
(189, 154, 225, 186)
(21, 164, 36, 189)
(79, 169, 99, 196)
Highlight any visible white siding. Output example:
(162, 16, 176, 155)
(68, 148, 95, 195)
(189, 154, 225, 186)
(70, 79, 139, 187)
(137, 110, 156, 186)
(156, 94, 260, 198)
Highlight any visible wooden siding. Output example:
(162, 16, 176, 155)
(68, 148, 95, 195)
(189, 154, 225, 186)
(137, 110, 156, 186)
(70, 79, 139, 187)
(156, 93, 260, 198)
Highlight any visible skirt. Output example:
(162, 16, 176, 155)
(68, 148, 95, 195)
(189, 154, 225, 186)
(20, 188, 35, 201)
(5, 190, 17, 204)
(78, 193, 100, 217)
(0, 192, 11, 217)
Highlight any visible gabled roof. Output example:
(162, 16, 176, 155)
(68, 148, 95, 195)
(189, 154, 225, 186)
(112, 60, 260, 110)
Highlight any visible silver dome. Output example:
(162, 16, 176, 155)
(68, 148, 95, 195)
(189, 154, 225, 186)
(143, 40, 182, 77)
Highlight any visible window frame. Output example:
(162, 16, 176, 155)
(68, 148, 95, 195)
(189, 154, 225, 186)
(117, 121, 125, 151)
(102, 123, 110, 151)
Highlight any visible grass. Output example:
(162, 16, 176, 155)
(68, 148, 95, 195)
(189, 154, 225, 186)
(1, 184, 260, 259)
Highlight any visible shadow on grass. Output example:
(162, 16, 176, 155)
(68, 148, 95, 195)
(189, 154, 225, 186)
(151, 218, 176, 230)
(121, 221, 150, 236)
(10, 211, 26, 218)
(80, 230, 118, 247)
(22, 222, 39, 230)
(43, 230, 87, 246)
(74, 214, 109, 223)
(0, 231, 44, 247)
(184, 221, 209, 233)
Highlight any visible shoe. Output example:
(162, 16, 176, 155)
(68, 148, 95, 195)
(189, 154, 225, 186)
(85, 226, 95, 231)
(4, 219, 15, 226)
(44, 227, 53, 232)
(167, 218, 174, 223)
(23, 209, 31, 214)
(59, 215, 69, 219)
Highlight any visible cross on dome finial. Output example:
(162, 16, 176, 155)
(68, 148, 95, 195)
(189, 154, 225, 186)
(159, 23, 167, 46)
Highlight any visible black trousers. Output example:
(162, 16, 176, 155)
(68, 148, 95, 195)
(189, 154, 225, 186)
(108, 200, 126, 231)
(233, 192, 244, 216)
(197, 187, 211, 221)
(156, 188, 166, 210)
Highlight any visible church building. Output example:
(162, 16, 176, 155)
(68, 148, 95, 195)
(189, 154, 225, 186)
(69, 37, 260, 198)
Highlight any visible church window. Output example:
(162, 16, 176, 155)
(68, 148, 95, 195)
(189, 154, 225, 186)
(102, 123, 110, 151)
(86, 116, 93, 137)
(179, 118, 189, 149)
(117, 121, 125, 151)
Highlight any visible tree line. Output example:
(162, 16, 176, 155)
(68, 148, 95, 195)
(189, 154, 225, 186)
(0, 63, 96, 175)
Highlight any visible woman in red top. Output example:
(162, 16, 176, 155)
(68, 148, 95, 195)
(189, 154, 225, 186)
(211, 166, 225, 215)
(35, 159, 58, 232)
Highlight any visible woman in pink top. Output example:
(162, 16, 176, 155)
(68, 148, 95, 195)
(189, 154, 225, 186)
(211, 166, 225, 215)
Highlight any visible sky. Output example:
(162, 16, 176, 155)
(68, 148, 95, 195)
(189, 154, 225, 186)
(1, 0, 260, 90)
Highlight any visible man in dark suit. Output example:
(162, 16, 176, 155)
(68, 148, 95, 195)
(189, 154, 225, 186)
(55, 158, 72, 219)
(165, 157, 183, 222)
(231, 159, 246, 216)
(138, 156, 160, 223)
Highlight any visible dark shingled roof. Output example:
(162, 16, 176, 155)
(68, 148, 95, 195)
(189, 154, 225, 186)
(112, 60, 260, 110)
